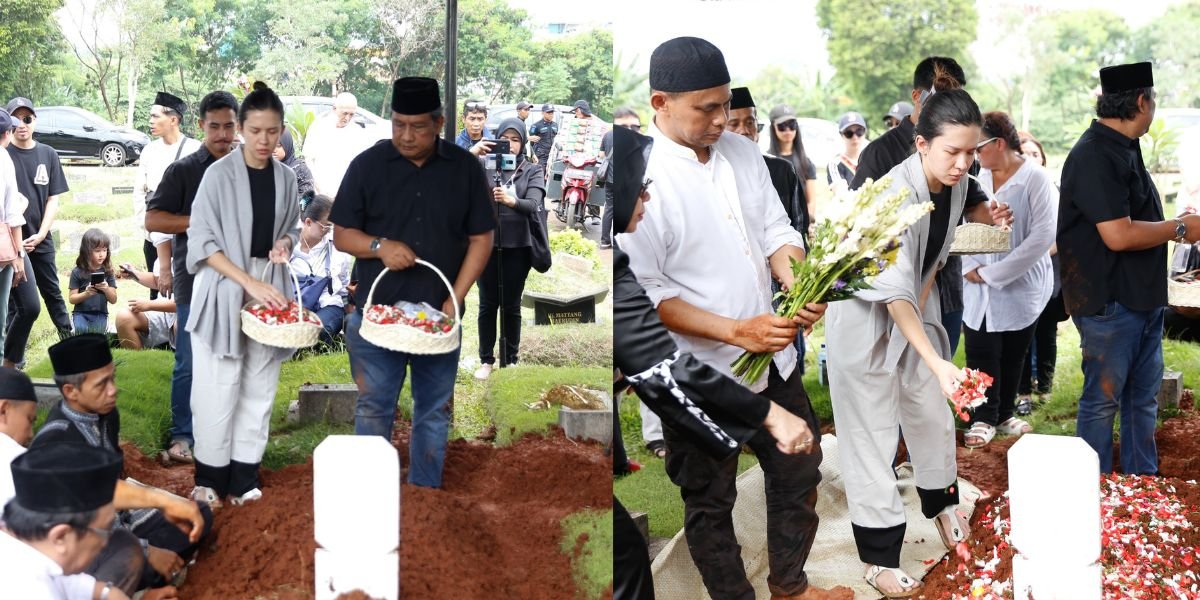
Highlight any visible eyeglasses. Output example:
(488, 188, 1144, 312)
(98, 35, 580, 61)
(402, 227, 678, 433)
(619, 123, 642, 132)
(775, 120, 798, 132)
(638, 178, 653, 197)
(975, 137, 998, 150)
(78, 516, 117, 542)
(318, 222, 334, 233)
(841, 128, 865, 139)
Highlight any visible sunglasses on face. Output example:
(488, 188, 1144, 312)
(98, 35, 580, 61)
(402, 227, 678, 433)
(619, 123, 641, 132)
(842, 128, 865, 139)
(775, 120, 798, 132)
(17, 115, 33, 125)
(464, 101, 488, 111)
(639, 178, 653, 197)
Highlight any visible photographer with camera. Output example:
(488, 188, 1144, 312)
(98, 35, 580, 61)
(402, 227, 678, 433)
(473, 118, 546, 380)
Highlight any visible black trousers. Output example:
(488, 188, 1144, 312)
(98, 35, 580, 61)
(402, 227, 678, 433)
(601, 184, 615, 245)
(964, 317, 1037, 426)
(615, 497, 655, 600)
(86, 528, 145, 596)
(5, 253, 39, 364)
(663, 364, 822, 600)
(143, 239, 159, 300)
(29, 249, 71, 336)
(477, 246, 532, 366)
(1019, 293, 1065, 395)
(131, 502, 215, 588)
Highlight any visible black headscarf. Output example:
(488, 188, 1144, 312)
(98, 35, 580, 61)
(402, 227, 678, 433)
(614, 126, 653, 235)
(278, 129, 297, 167)
(495, 117, 528, 164)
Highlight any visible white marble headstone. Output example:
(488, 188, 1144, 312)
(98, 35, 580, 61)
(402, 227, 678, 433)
(314, 435, 400, 600)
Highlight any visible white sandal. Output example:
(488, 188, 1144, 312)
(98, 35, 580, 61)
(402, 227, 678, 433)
(964, 422, 995, 449)
(865, 565, 922, 598)
(934, 504, 969, 549)
(996, 416, 1032, 436)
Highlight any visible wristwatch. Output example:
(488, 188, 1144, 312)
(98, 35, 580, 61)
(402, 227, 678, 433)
(369, 237, 385, 255)
(1175, 218, 1187, 243)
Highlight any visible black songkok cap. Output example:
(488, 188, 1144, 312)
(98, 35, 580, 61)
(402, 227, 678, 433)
(153, 92, 187, 117)
(12, 442, 122, 513)
(614, 126, 654, 235)
(730, 87, 755, 110)
(0, 367, 36, 402)
(1099, 62, 1154, 94)
(49, 333, 112, 377)
(649, 37, 731, 93)
(391, 77, 442, 115)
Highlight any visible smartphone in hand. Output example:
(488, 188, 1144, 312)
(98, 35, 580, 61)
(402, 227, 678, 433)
(91, 271, 105, 286)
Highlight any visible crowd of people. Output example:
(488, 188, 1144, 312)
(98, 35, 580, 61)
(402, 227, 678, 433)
(0, 71, 613, 597)
(613, 35, 1188, 600)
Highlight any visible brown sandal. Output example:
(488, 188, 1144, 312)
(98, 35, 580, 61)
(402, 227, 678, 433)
(167, 440, 195, 464)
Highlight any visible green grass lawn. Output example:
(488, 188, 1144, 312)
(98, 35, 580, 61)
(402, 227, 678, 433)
(616, 321, 1200, 540)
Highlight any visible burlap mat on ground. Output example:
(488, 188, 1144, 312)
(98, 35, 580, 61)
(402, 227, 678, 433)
(650, 434, 982, 599)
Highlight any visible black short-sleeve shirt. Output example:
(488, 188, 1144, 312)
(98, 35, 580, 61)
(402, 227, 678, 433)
(247, 163, 276, 258)
(146, 146, 217, 305)
(69, 267, 117, 314)
(924, 187, 953, 276)
(7, 143, 68, 253)
(330, 139, 496, 313)
(1058, 120, 1165, 316)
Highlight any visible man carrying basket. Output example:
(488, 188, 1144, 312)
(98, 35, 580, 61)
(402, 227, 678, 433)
(331, 77, 494, 489)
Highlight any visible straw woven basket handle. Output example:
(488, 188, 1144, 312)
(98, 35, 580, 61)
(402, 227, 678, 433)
(1174, 268, 1200, 282)
(256, 260, 304, 312)
(365, 259, 460, 323)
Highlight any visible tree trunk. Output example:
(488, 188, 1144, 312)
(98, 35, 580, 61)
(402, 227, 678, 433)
(126, 55, 138, 128)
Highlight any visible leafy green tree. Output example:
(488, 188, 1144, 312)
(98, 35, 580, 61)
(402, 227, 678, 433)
(534, 29, 613, 120)
(1135, 1, 1200, 108)
(455, 0, 532, 101)
(816, 0, 978, 123)
(0, 0, 70, 101)
(253, 0, 350, 95)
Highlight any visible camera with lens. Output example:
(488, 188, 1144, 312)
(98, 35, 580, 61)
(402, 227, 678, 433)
(483, 139, 517, 171)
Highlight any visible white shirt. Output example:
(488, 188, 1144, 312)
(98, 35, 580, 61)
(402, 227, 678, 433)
(617, 123, 804, 393)
(961, 157, 1058, 332)
(0, 519, 97, 599)
(135, 135, 201, 243)
(305, 115, 375, 197)
(290, 234, 352, 309)
(0, 149, 29, 229)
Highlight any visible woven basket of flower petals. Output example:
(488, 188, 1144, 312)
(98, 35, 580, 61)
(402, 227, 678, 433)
(240, 262, 323, 349)
(1169, 269, 1200, 308)
(360, 259, 460, 355)
(949, 223, 1012, 255)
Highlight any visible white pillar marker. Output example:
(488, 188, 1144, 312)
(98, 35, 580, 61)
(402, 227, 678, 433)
(1008, 434, 1102, 600)
(314, 435, 400, 600)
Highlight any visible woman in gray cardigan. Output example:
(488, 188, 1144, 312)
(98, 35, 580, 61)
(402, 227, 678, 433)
(824, 86, 987, 598)
(186, 82, 300, 508)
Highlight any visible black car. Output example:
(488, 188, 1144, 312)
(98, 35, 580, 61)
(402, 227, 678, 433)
(32, 106, 149, 167)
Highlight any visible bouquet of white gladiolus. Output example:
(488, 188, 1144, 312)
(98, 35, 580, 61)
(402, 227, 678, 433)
(730, 177, 934, 385)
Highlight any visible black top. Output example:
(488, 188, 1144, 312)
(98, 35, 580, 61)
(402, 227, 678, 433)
(247, 163, 276, 258)
(69, 267, 117, 314)
(850, 115, 986, 314)
(614, 249, 768, 460)
(7, 143, 68, 253)
(330, 139, 495, 313)
(485, 161, 546, 248)
(529, 120, 559, 158)
(779, 152, 816, 182)
(924, 187, 954, 276)
(601, 130, 614, 178)
(146, 146, 218, 305)
(31, 401, 121, 455)
(762, 155, 809, 248)
(1058, 120, 1165, 316)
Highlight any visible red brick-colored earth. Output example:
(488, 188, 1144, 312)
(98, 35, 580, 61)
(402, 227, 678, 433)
(121, 422, 613, 599)
(918, 403, 1200, 598)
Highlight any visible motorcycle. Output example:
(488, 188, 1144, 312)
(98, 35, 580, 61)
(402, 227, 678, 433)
(554, 153, 602, 230)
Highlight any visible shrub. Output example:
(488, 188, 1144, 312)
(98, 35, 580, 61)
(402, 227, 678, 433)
(550, 230, 600, 267)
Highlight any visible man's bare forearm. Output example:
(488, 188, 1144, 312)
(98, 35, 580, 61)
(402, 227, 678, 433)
(146, 209, 190, 234)
(657, 297, 736, 345)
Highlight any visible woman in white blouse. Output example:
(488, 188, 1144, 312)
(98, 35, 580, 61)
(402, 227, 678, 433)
(961, 112, 1058, 448)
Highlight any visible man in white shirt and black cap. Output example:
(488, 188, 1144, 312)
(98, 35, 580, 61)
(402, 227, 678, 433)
(0, 442, 129, 599)
(135, 92, 201, 301)
(618, 36, 836, 600)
